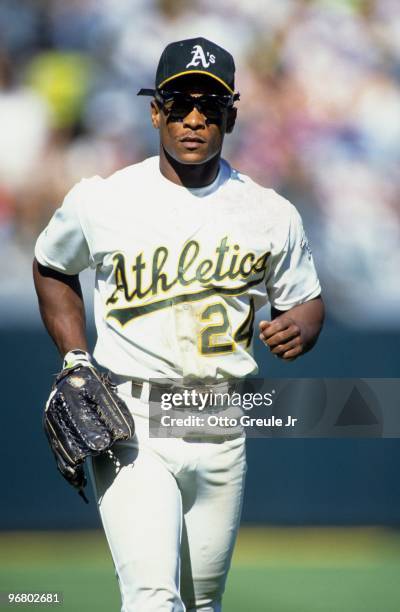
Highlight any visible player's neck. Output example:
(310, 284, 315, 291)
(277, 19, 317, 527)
(159, 147, 220, 188)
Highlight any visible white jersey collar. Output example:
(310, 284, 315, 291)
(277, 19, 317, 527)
(152, 156, 230, 197)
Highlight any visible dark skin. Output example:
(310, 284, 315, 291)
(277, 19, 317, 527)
(33, 260, 88, 356)
(33, 74, 324, 360)
(151, 75, 236, 187)
(260, 298, 324, 360)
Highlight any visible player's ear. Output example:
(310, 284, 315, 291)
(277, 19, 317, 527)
(225, 107, 237, 134)
(151, 100, 161, 129)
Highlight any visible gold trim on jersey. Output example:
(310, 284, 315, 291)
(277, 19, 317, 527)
(198, 301, 235, 356)
(107, 276, 264, 326)
(106, 237, 270, 311)
(233, 296, 255, 349)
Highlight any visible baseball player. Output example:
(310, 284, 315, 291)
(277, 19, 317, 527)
(33, 37, 324, 611)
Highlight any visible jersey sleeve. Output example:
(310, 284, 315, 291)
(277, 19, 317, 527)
(34, 179, 93, 275)
(265, 205, 321, 311)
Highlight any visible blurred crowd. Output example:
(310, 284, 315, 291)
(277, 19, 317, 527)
(0, 0, 399, 326)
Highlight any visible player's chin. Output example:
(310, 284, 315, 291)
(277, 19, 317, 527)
(171, 139, 223, 163)
(174, 147, 212, 165)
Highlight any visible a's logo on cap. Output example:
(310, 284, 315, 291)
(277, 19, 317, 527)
(186, 44, 216, 69)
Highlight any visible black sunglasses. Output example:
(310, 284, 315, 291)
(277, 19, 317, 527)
(138, 88, 240, 121)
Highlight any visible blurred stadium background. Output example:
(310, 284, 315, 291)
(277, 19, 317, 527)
(1, 0, 399, 610)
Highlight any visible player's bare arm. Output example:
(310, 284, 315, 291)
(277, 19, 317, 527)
(259, 295, 324, 360)
(32, 258, 88, 356)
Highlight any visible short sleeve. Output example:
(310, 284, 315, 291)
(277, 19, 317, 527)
(34, 180, 91, 275)
(266, 205, 321, 310)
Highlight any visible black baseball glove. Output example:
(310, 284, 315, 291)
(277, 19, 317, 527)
(43, 350, 134, 502)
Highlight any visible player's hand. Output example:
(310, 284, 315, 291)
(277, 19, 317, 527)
(258, 316, 304, 361)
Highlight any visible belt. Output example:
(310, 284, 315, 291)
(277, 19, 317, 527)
(114, 376, 245, 442)
(114, 376, 237, 406)
(114, 377, 152, 402)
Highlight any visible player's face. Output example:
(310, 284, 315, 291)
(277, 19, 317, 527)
(151, 77, 236, 165)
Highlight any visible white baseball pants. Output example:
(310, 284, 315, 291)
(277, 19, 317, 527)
(88, 390, 247, 612)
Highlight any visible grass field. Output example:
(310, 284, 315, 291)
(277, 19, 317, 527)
(1, 527, 400, 611)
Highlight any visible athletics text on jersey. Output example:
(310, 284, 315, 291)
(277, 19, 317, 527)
(35, 156, 321, 381)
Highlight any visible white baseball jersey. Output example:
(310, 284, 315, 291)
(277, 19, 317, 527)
(34, 155, 321, 381)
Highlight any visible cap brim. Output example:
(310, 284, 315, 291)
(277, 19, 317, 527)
(157, 70, 234, 94)
(137, 88, 156, 96)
